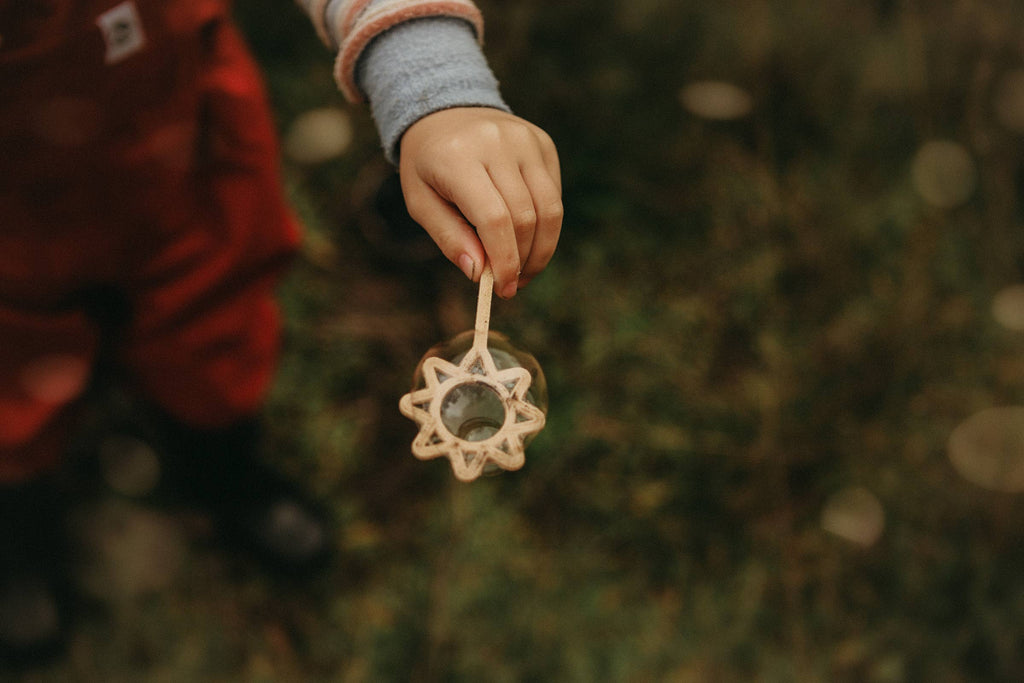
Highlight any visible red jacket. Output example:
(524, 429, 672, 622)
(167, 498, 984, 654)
(0, 0, 244, 218)
(0, 1, 301, 480)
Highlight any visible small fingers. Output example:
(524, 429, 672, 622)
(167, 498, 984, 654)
(443, 164, 521, 297)
(532, 124, 562, 194)
(401, 174, 485, 280)
(518, 158, 563, 286)
(486, 162, 539, 290)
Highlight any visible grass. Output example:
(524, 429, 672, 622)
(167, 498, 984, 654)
(12, 0, 1024, 681)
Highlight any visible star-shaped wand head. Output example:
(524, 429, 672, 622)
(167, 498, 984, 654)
(399, 269, 547, 482)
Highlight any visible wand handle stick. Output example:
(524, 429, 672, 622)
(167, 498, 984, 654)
(474, 265, 493, 351)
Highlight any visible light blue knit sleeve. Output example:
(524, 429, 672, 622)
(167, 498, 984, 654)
(356, 17, 510, 164)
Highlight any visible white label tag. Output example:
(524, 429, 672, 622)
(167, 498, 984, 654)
(96, 1, 146, 64)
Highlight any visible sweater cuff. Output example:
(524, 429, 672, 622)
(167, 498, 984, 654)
(356, 17, 509, 164)
(331, 0, 485, 102)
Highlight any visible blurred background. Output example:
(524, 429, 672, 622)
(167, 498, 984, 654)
(17, 0, 1024, 680)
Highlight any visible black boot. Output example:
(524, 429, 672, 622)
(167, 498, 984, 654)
(0, 476, 73, 667)
(157, 417, 332, 575)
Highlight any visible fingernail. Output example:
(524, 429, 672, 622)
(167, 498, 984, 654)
(458, 254, 477, 280)
(500, 281, 518, 299)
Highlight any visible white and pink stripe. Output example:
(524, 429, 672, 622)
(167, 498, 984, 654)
(300, 0, 334, 47)
(297, 0, 484, 102)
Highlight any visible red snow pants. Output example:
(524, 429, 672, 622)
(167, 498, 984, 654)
(0, 1, 302, 481)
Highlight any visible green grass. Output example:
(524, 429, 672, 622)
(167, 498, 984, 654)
(17, 1, 1024, 681)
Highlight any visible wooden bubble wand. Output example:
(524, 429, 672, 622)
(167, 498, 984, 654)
(399, 267, 546, 482)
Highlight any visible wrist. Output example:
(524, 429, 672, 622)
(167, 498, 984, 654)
(356, 17, 509, 164)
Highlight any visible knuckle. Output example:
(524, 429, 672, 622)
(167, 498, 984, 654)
(468, 120, 504, 148)
(512, 207, 538, 231)
(501, 255, 521, 280)
(538, 198, 564, 225)
(506, 120, 534, 142)
(431, 226, 468, 261)
(437, 238, 462, 260)
(487, 252, 518, 285)
(436, 134, 470, 159)
(537, 128, 557, 151)
(479, 209, 512, 234)
(531, 240, 557, 267)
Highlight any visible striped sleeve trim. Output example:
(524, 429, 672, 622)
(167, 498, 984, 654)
(331, 0, 484, 102)
(340, 0, 375, 40)
(296, 0, 331, 46)
(302, 0, 334, 47)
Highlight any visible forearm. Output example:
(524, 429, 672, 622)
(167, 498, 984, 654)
(359, 18, 508, 162)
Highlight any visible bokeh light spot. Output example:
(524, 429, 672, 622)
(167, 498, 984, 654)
(20, 354, 91, 404)
(283, 107, 353, 165)
(679, 81, 753, 121)
(821, 486, 885, 547)
(910, 140, 977, 209)
(991, 284, 1024, 331)
(74, 502, 185, 600)
(99, 434, 162, 497)
(948, 406, 1024, 492)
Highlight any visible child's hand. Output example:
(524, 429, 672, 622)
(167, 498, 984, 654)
(398, 107, 562, 298)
